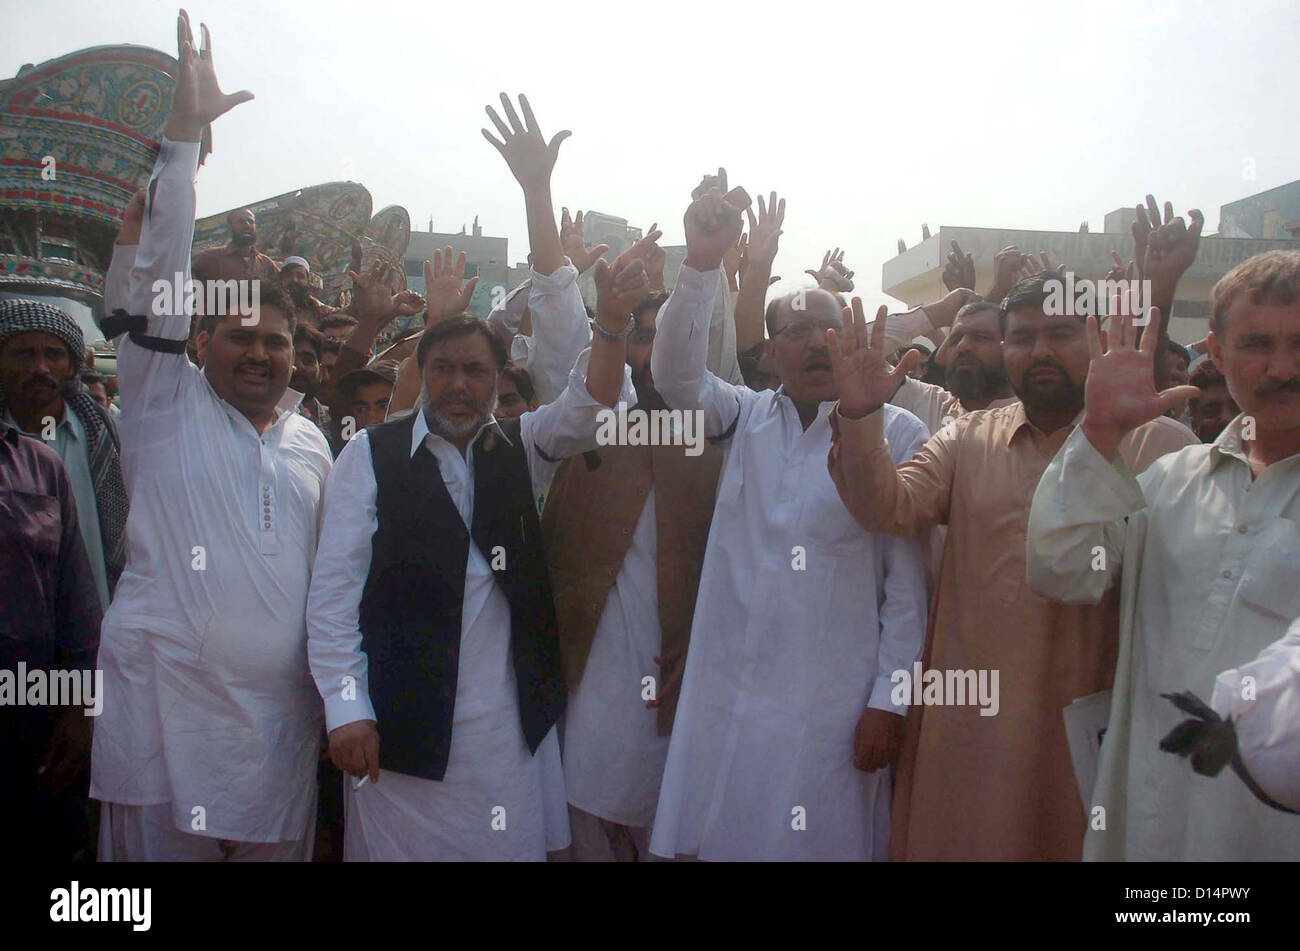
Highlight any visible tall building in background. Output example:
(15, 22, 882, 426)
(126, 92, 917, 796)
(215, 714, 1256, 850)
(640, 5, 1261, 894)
(882, 180, 1300, 346)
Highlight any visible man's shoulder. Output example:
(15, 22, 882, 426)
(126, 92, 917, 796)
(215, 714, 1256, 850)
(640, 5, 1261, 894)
(1122, 414, 1201, 475)
(880, 402, 928, 440)
(1138, 413, 1199, 445)
(10, 428, 67, 481)
(282, 411, 334, 464)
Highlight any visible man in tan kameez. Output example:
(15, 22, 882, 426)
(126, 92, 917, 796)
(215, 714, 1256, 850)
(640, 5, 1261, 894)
(825, 275, 1196, 859)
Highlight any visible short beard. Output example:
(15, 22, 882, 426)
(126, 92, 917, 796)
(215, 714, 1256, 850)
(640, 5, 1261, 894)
(946, 361, 1008, 405)
(423, 382, 497, 439)
(1012, 372, 1085, 416)
(231, 232, 256, 248)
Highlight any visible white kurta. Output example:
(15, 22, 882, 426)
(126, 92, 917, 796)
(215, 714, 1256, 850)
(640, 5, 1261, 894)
(90, 138, 331, 845)
(562, 489, 668, 828)
(1027, 417, 1300, 859)
(1211, 618, 1300, 812)
(307, 356, 635, 861)
(647, 265, 931, 861)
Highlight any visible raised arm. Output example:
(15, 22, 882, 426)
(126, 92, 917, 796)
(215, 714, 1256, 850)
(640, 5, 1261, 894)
(827, 301, 959, 535)
(115, 12, 252, 417)
(326, 261, 425, 411)
(734, 191, 784, 354)
(519, 239, 646, 473)
(650, 175, 753, 436)
(483, 93, 591, 401)
(1027, 306, 1196, 603)
(1131, 194, 1204, 387)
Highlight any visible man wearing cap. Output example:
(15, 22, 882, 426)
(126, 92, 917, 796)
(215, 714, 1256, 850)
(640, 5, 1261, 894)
(280, 255, 342, 328)
(0, 299, 128, 610)
(192, 206, 278, 286)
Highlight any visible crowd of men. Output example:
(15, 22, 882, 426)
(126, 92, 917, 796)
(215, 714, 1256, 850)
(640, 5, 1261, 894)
(2, 11, 1298, 862)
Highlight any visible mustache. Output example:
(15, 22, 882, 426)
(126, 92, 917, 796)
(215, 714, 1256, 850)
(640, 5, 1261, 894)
(235, 360, 272, 374)
(1255, 376, 1300, 396)
(23, 374, 59, 388)
(1024, 358, 1069, 380)
(438, 390, 477, 407)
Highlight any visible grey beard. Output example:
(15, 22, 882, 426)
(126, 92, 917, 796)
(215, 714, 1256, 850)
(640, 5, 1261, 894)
(422, 382, 497, 438)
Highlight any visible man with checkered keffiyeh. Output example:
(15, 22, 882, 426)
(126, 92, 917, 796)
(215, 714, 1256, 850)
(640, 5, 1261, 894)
(0, 298, 128, 608)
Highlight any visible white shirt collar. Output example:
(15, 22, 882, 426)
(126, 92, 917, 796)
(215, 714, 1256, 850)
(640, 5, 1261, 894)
(768, 384, 837, 420)
(199, 367, 306, 432)
(409, 405, 512, 458)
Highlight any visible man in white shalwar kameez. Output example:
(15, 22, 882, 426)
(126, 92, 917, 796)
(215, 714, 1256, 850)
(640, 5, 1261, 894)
(92, 15, 330, 860)
(307, 93, 642, 861)
(1027, 252, 1300, 860)
(647, 185, 930, 861)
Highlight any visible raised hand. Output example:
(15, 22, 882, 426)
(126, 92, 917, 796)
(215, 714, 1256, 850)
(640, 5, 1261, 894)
(743, 191, 785, 272)
(683, 168, 750, 272)
(1105, 249, 1135, 284)
(924, 286, 982, 329)
(349, 261, 425, 325)
(593, 255, 650, 333)
(616, 224, 664, 268)
(942, 239, 976, 292)
(422, 246, 479, 325)
(1079, 305, 1201, 460)
(828, 299, 922, 419)
(560, 208, 610, 273)
(643, 241, 667, 293)
(986, 244, 1034, 302)
(1141, 197, 1204, 301)
(723, 236, 743, 291)
(482, 93, 569, 194)
(690, 170, 725, 200)
(1024, 251, 1066, 278)
(806, 248, 855, 292)
(164, 10, 254, 143)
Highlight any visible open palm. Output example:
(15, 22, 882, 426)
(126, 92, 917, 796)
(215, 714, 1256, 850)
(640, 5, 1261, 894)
(829, 300, 919, 419)
(482, 93, 569, 193)
(165, 11, 254, 142)
(1082, 305, 1200, 447)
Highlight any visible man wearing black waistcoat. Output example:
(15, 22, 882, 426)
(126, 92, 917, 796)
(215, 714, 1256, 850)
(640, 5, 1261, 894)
(305, 92, 647, 860)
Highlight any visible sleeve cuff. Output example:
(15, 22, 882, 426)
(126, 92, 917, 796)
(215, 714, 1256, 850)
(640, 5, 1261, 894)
(565, 348, 637, 407)
(529, 261, 579, 292)
(834, 404, 886, 456)
(324, 686, 376, 733)
(155, 137, 202, 179)
(675, 264, 721, 299)
(868, 673, 908, 714)
(1066, 427, 1147, 515)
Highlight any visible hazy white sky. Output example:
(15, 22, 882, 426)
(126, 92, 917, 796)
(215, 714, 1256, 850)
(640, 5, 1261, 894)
(5, 0, 1298, 309)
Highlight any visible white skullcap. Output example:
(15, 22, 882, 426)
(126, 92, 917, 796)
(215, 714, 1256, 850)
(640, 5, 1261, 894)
(283, 255, 310, 273)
